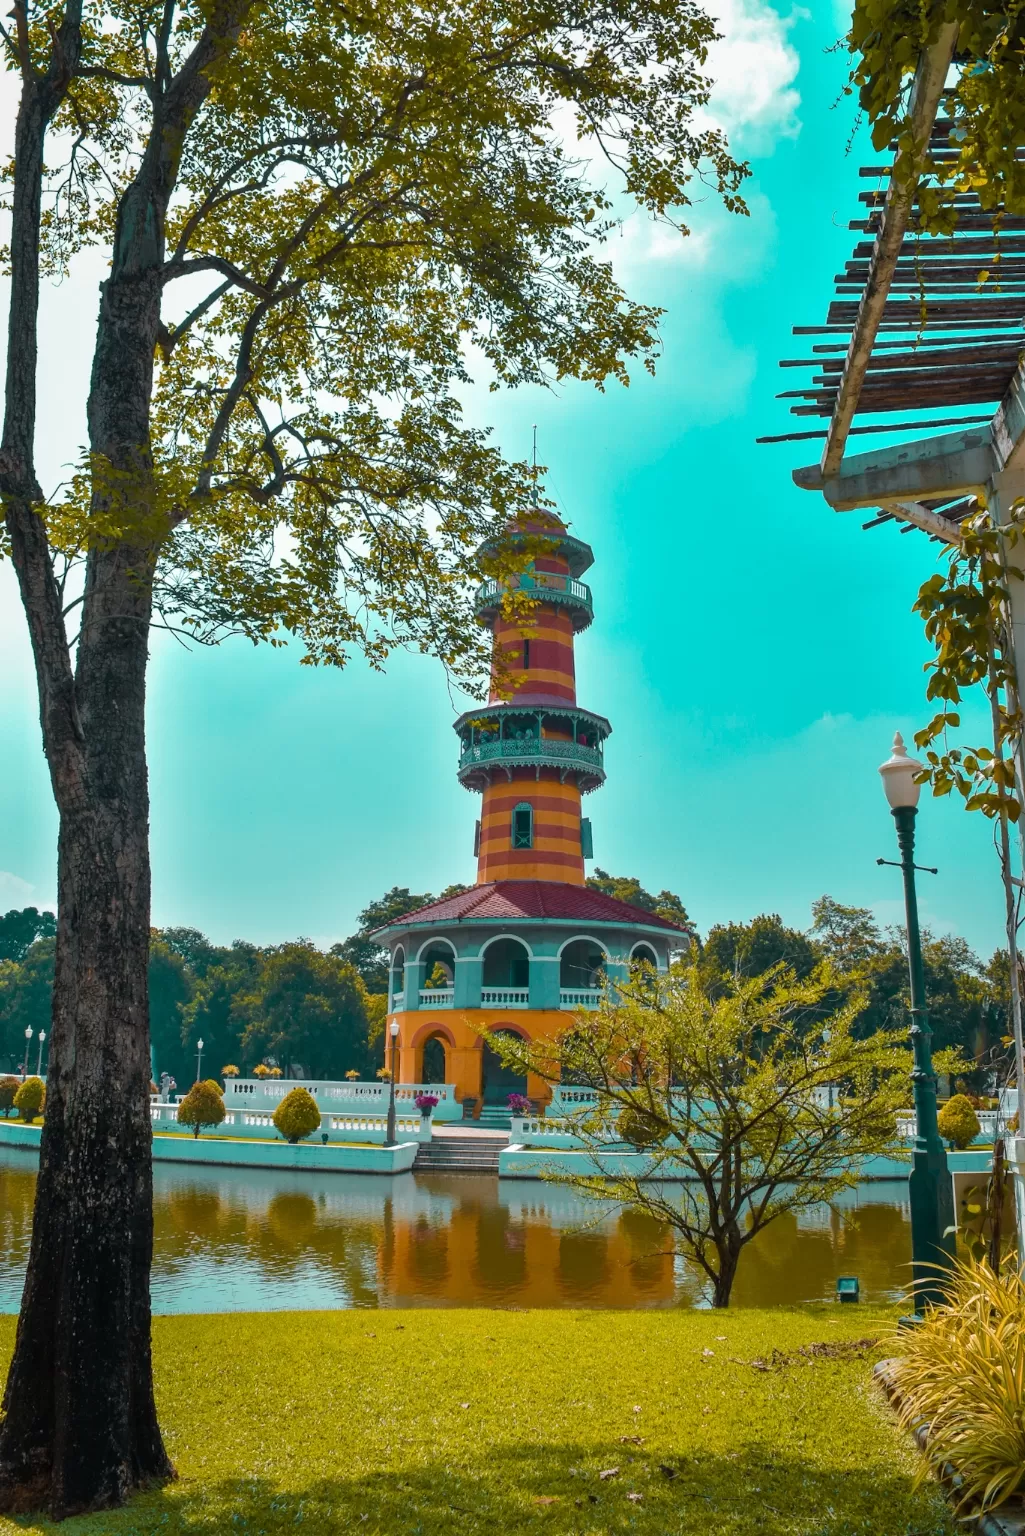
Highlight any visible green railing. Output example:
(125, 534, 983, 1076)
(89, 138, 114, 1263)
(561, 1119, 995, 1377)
(475, 574, 593, 628)
(459, 736, 603, 774)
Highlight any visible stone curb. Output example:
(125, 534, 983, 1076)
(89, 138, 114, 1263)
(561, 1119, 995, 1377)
(874, 1361, 1025, 1535)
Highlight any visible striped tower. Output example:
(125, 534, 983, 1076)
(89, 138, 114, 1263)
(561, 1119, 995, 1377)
(455, 513, 608, 884)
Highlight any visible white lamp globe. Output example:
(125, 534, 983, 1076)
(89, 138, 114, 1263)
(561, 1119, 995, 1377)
(879, 731, 924, 810)
(389, 1020, 400, 1039)
(197, 1038, 204, 1052)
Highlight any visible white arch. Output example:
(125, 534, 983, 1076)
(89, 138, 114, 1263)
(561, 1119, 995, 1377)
(629, 940, 660, 966)
(391, 944, 406, 967)
(556, 933, 610, 960)
(477, 932, 535, 960)
(414, 935, 457, 963)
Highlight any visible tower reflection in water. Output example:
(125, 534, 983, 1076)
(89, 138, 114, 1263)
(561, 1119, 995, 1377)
(0, 1150, 914, 1314)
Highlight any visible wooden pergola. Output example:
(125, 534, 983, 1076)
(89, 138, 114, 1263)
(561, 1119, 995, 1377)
(764, 25, 1025, 547)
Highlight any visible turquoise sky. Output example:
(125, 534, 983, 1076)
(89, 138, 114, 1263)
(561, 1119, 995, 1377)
(0, 1, 1008, 958)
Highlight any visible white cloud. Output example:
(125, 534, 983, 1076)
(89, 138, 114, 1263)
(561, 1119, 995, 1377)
(0, 871, 41, 910)
(705, 0, 804, 147)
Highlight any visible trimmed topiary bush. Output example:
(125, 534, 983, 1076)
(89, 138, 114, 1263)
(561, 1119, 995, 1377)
(272, 1087, 322, 1144)
(176, 1080, 227, 1138)
(14, 1076, 45, 1123)
(0, 1076, 21, 1118)
(938, 1093, 982, 1150)
(204, 1078, 224, 1096)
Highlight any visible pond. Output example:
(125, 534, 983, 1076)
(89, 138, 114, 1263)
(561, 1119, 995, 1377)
(0, 1148, 915, 1312)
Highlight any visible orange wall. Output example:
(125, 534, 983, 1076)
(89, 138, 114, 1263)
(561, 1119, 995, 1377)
(477, 771, 584, 884)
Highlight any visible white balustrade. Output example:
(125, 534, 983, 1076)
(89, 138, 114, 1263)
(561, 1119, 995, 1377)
(481, 987, 529, 1007)
(559, 988, 600, 1010)
(419, 988, 454, 1006)
(220, 1077, 462, 1120)
(898, 1107, 1012, 1144)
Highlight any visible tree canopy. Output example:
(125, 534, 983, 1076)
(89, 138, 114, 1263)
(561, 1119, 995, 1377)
(585, 871, 697, 942)
(488, 961, 908, 1306)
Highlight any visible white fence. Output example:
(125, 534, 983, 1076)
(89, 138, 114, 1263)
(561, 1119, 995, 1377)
(219, 1078, 462, 1120)
(897, 1108, 1013, 1145)
(150, 1100, 431, 1145)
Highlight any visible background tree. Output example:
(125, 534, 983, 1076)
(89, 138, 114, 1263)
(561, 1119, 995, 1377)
(147, 936, 194, 1086)
(702, 913, 818, 988)
(179, 941, 262, 1081)
(238, 944, 377, 1080)
(585, 870, 697, 947)
(0, 938, 54, 1073)
(0, 0, 746, 1507)
(331, 887, 437, 992)
(0, 908, 55, 964)
(491, 962, 908, 1307)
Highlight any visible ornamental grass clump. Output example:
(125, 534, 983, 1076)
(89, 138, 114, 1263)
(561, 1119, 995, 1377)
(176, 1081, 226, 1139)
(890, 1258, 1025, 1515)
(0, 1075, 20, 1118)
(937, 1094, 981, 1150)
(13, 1076, 45, 1123)
(272, 1087, 321, 1144)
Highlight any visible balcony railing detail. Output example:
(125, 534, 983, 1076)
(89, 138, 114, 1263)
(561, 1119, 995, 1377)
(475, 574, 593, 631)
(481, 987, 529, 1007)
(419, 987, 454, 1006)
(457, 734, 605, 791)
(559, 988, 601, 1009)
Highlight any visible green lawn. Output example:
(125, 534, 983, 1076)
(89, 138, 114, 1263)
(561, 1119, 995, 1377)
(0, 1308, 953, 1536)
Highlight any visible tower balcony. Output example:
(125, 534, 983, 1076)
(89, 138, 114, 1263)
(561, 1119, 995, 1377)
(455, 704, 609, 793)
(475, 573, 593, 632)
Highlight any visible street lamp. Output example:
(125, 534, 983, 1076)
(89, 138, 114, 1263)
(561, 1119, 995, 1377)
(196, 1037, 204, 1084)
(385, 1020, 400, 1146)
(22, 1027, 33, 1079)
(878, 731, 956, 1314)
(36, 1030, 46, 1077)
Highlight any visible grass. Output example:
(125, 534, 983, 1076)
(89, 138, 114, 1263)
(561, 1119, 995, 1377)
(0, 1307, 954, 1536)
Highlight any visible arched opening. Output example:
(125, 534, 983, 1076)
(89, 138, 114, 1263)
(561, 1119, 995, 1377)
(420, 939, 455, 990)
(482, 937, 529, 989)
(390, 946, 405, 1000)
(560, 938, 606, 990)
(421, 1035, 447, 1084)
(481, 1027, 529, 1105)
(631, 943, 658, 970)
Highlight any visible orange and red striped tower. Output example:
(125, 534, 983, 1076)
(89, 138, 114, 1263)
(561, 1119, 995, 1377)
(455, 512, 608, 884)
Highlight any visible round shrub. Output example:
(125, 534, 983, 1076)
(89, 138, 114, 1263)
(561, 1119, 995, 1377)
(14, 1077, 45, 1123)
(204, 1078, 224, 1096)
(0, 1076, 21, 1118)
(618, 1102, 667, 1150)
(937, 1093, 982, 1150)
(176, 1080, 226, 1138)
(272, 1087, 322, 1144)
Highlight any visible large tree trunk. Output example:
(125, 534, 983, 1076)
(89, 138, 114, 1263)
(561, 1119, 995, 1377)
(0, 53, 173, 1513)
(0, 575, 172, 1510)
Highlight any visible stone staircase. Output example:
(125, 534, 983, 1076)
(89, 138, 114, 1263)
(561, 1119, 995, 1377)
(474, 1105, 513, 1131)
(414, 1133, 506, 1175)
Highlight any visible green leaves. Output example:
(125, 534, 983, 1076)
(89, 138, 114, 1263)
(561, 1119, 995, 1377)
(7, 0, 748, 689)
(849, 1, 1025, 236)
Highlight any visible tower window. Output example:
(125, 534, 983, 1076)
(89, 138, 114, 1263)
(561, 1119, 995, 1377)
(580, 817, 593, 859)
(521, 638, 531, 669)
(512, 803, 533, 849)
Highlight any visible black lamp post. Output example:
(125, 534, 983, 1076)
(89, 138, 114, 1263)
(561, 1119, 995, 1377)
(385, 1019, 399, 1146)
(879, 731, 956, 1315)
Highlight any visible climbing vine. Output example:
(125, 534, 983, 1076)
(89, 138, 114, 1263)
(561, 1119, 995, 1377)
(913, 507, 1025, 819)
(849, 2, 1025, 233)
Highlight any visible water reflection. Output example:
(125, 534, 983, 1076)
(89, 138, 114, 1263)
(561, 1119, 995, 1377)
(0, 1148, 913, 1313)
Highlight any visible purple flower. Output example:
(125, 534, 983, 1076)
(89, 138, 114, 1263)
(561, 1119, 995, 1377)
(507, 1093, 531, 1116)
(414, 1092, 440, 1114)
